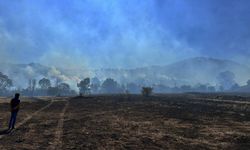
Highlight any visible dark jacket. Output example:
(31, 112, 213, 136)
(10, 98, 20, 113)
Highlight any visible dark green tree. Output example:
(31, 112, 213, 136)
(58, 83, 70, 96)
(101, 78, 121, 93)
(141, 87, 153, 97)
(77, 78, 91, 95)
(39, 78, 51, 89)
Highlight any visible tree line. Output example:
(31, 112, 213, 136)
(1, 71, 250, 96)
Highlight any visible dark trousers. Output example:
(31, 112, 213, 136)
(9, 111, 18, 129)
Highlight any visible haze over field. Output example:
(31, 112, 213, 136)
(0, 0, 250, 92)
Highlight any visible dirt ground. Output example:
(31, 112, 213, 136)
(0, 94, 249, 150)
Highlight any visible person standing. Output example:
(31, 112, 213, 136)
(8, 93, 20, 130)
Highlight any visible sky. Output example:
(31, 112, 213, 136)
(0, 0, 250, 69)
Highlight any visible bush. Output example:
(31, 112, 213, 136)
(142, 87, 153, 97)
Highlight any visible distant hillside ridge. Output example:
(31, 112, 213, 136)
(94, 57, 250, 86)
(0, 57, 250, 88)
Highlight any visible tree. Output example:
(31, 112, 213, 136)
(39, 78, 51, 89)
(142, 87, 153, 97)
(101, 78, 121, 93)
(77, 78, 90, 95)
(0, 72, 12, 90)
(58, 83, 70, 96)
(58, 83, 70, 91)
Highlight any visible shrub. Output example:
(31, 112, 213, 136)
(141, 87, 153, 97)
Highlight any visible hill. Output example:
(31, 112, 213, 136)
(0, 57, 250, 88)
(95, 57, 250, 86)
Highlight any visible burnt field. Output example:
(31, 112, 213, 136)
(0, 94, 249, 150)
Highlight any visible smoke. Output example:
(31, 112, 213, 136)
(0, 0, 249, 87)
(48, 67, 68, 81)
(0, 0, 205, 68)
(0, 1, 249, 66)
(47, 66, 85, 90)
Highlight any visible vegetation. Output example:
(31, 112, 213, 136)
(141, 87, 153, 97)
(1, 70, 250, 97)
(39, 78, 51, 89)
(101, 78, 122, 94)
(77, 78, 91, 96)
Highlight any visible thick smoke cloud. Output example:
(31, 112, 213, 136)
(0, 0, 249, 68)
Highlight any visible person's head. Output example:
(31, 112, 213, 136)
(15, 93, 20, 99)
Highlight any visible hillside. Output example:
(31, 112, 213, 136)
(0, 57, 250, 88)
(94, 57, 250, 86)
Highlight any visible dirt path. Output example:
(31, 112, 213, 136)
(48, 100, 69, 150)
(0, 99, 54, 140)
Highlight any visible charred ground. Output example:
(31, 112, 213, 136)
(0, 94, 249, 150)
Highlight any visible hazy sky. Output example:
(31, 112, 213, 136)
(0, 0, 250, 68)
